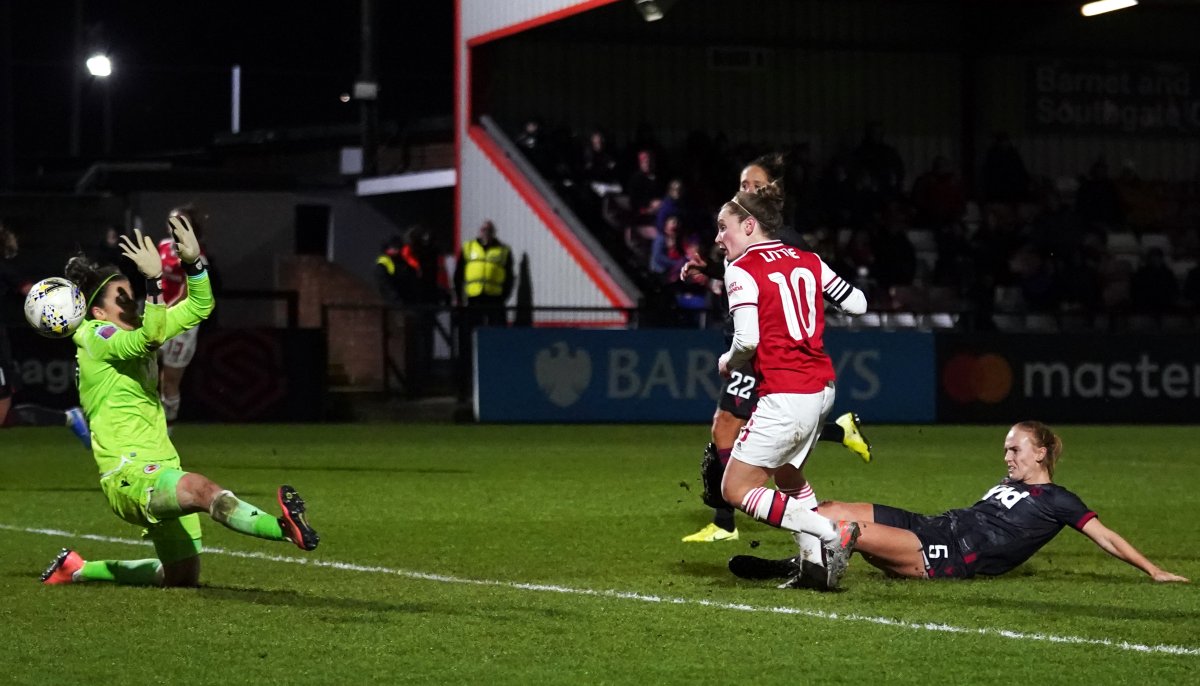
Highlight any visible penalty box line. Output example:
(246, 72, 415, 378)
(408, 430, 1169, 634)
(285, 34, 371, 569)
(3, 522, 1197, 658)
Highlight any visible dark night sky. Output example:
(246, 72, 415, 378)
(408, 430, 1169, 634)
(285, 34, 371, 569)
(7, 0, 454, 163)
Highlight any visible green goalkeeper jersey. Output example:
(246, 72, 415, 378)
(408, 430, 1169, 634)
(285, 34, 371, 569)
(74, 271, 214, 474)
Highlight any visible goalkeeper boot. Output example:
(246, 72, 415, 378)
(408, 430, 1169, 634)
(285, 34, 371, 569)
(41, 548, 84, 584)
(277, 486, 320, 551)
(65, 407, 91, 450)
(681, 523, 739, 543)
(820, 520, 860, 590)
(835, 412, 872, 463)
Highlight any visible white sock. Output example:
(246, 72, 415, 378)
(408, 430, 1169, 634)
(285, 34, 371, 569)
(741, 487, 839, 542)
(782, 484, 824, 564)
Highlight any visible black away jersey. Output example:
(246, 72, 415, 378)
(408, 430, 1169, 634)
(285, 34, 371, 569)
(944, 479, 1096, 576)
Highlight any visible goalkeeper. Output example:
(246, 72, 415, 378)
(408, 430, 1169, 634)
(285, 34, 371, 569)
(41, 214, 319, 588)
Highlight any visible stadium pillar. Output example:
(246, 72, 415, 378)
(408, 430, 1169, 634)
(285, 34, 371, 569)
(357, 0, 379, 177)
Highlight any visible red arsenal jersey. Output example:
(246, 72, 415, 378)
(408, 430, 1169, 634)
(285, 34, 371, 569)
(724, 241, 842, 395)
(158, 238, 204, 306)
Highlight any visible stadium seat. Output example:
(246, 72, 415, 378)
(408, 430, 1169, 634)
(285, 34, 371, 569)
(1162, 315, 1190, 332)
(994, 286, 1025, 313)
(1140, 233, 1171, 255)
(855, 312, 883, 328)
(928, 312, 958, 329)
(1059, 314, 1091, 332)
(1126, 315, 1157, 332)
(1106, 232, 1139, 255)
(992, 314, 1024, 332)
(1169, 259, 1195, 283)
(916, 250, 938, 274)
(906, 229, 937, 252)
(1024, 314, 1058, 332)
(889, 285, 928, 311)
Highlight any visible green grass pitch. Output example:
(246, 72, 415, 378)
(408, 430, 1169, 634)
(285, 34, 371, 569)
(1, 423, 1197, 684)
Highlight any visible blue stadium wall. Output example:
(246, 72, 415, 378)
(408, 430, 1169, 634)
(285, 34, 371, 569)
(475, 328, 1200, 424)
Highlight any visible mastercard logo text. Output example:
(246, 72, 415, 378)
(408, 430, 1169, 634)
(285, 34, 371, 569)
(942, 353, 1013, 404)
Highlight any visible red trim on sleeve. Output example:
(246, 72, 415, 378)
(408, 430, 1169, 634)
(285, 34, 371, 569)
(728, 303, 758, 311)
(1075, 511, 1097, 530)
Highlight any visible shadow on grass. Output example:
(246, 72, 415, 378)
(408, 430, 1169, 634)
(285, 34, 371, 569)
(195, 465, 472, 475)
(195, 585, 574, 622)
(197, 585, 439, 616)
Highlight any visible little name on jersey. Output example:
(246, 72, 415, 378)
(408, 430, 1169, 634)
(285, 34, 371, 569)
(759, 247, 801, 263)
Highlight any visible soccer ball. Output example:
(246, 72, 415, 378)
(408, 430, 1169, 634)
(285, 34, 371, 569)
(24, 277, 87, 338)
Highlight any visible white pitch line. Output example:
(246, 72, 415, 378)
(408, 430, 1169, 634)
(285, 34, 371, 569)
(4, 523, 1197, 658)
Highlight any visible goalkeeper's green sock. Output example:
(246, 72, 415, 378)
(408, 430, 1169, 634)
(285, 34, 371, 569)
(209, 490, 285, 541)
(78, 559, 163, 585)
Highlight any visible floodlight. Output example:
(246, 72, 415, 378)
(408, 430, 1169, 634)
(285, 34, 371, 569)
(86, 54, 112, 77)
(1081, 0, 1138, 17)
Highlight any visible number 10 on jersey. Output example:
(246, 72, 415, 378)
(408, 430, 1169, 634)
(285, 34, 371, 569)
(767, 268, 818, 341)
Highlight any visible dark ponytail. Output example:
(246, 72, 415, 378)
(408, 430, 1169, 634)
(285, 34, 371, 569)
(745, 152, 787, 188)
(64, 253, 122, 317)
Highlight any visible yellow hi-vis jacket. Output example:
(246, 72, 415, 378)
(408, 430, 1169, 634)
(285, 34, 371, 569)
(462, 240, 510, 298)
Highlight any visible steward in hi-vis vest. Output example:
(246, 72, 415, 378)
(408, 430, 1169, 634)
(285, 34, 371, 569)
(454, 220, 513, 307)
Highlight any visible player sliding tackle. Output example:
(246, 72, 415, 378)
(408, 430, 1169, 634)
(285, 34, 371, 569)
(714, 182, 867, 590)
(730, 422, 1188, 585)
(41, 214, 318, 588)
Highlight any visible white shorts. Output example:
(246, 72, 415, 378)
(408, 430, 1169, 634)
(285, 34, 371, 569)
(159, 326, 199, 369)
(730, 385, 836, 470)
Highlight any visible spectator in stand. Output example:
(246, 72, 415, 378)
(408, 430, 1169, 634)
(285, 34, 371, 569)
(626, 149, 664, 227)
(1054, 248, 1102, 314)
(1030, 187, 1083, 259)
(786, 142, 820, 232)
(819, 158, 857, 228)
(656, 178, 688, 235)
(1130, 247, 1180, 314)
(580, 129, 620, 194)
(1096, 246, 1134, 312)
(649, 215, 694, 280)
(852, 121, 905, 201)
(1076, 158, 1123, 233)
(1009, 244, 1058, 313)
(870, 202, 918, 289)
(515, 119, 548, 175)
(980, 132, 1031, 204)
(933, 221, 975, 293)
(912, 156, 966, 230)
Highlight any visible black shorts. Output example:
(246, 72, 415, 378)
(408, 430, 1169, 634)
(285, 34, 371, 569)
(873, 504, 972, 579)
(717, 363, 758, 420)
